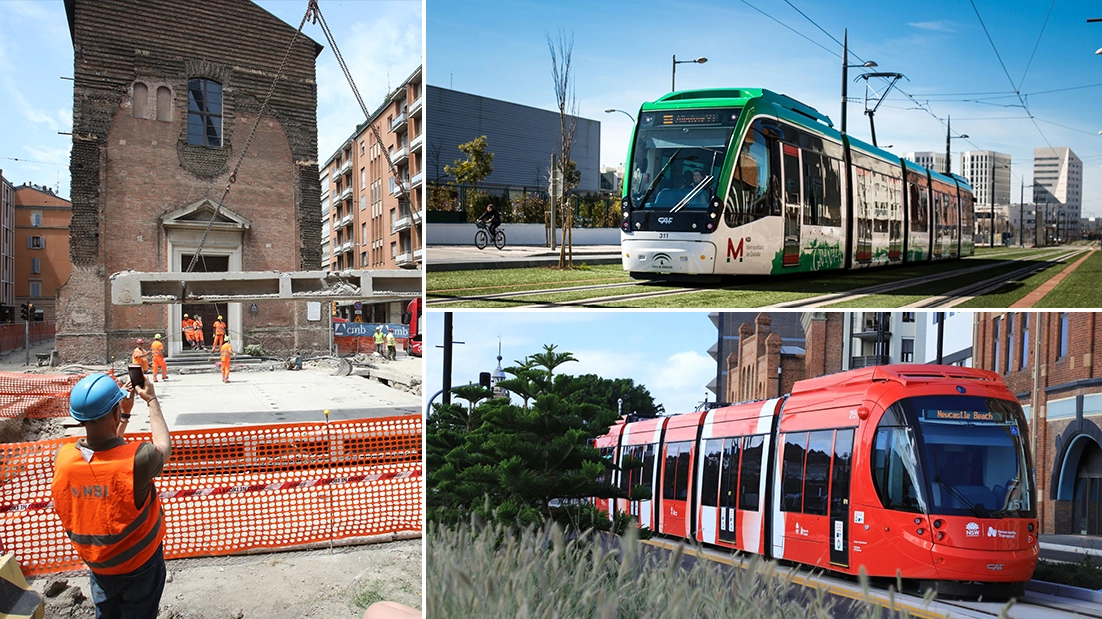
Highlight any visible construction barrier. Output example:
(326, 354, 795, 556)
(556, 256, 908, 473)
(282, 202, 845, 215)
(0, 553, 44, 619)
(0, 416, 422, 576)
(0, 372, 85, 419)
(0, 323, 54, 358)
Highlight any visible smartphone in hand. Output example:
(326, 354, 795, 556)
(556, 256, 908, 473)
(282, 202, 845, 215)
(127, 364, 146, 389)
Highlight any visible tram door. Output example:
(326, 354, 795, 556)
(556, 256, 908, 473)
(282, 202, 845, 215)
(718, 437, 741, 543)
(782, 144, 802, 267)
(829, 429, 855, 567)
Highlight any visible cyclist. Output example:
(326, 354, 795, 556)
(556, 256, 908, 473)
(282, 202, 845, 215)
(477, 204, 501, 244)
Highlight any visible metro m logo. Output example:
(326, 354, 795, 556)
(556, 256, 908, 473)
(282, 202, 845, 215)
(727, 237, 744, 262)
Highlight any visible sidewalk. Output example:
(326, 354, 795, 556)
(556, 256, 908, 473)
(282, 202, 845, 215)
(1040, 534, 1102, 563)
(427, 244, 622, 271)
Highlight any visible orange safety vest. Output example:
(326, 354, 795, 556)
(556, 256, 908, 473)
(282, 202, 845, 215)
(51, 442, 164, 575)
(150, 340, 164, 359)
(220, 342, 233, 358)
(131, 347, 147, 365)
(213, 321, 226, 336)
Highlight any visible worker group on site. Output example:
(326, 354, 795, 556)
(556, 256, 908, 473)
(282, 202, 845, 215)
(129, 314, 235, 383)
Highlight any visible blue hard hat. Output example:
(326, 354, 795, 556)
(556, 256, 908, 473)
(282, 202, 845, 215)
(69, 373, 126, 422)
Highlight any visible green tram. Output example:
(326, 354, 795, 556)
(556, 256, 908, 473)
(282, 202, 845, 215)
(620, 88, 975, 279)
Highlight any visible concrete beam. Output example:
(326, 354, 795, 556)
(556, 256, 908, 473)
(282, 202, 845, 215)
(111, 269, 422, 305)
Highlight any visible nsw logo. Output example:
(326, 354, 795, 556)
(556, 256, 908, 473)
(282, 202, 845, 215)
(965, 522, 980, 537)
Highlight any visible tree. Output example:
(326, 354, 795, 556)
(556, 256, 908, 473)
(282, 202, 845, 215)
(548, 31, 578, 268)
(554, 374, 664, 420)
(444, 135, 494, 187)
(427, 344, 626, 529)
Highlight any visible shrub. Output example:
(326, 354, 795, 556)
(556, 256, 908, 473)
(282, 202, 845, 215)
(1033, 556, 1102, 590)
(243, 344, 264, 357)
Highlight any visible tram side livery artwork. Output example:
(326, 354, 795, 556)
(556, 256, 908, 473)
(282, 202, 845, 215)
(620, 89, 976, 278)
(595, 365, 1037, 596)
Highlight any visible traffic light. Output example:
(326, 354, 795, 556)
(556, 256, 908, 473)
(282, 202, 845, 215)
(19, 303, 27, 321)
(27, 303, 34, 321)
(479, 372, 491, 389)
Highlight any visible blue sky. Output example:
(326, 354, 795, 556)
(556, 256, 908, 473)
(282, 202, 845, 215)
(0, 0, 421, 199)
(425, 310, 721, 416)
(428, 0, 1102, 216)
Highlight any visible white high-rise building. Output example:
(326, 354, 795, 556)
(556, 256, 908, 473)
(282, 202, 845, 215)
(1033, 147, 1082, 243)
(902, 151, 947, 174)
(960, 151, 1012, 240)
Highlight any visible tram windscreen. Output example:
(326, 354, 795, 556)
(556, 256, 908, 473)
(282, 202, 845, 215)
(627, 109, 739, 211)
(903, 395, 1034, 518)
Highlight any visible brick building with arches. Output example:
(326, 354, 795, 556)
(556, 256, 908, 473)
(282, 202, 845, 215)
(974, 312, 1102, 536)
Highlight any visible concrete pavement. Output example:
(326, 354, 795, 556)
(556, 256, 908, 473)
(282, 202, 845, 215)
(427, 244, 621, 271)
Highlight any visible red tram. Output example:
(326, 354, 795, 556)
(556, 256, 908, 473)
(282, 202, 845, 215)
(596, 365, 1038, 596)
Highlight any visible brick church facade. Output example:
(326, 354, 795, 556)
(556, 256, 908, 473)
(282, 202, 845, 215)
(59, 0, 323, 363)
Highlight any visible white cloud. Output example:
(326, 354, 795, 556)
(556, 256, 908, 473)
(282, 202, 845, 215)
(907, 21, 957, 33)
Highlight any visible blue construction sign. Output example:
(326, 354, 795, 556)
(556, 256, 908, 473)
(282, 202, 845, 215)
(333, 322, 409, 338)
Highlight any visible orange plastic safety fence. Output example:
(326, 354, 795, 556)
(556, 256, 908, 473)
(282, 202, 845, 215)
(0, 371, 85, 419)
(0, 415, 422, 576)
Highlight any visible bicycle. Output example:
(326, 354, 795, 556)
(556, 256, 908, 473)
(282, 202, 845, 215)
(474, 220, 506, 250)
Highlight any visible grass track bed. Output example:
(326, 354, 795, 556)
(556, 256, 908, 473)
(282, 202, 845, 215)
(1035, 250, 1102, 308)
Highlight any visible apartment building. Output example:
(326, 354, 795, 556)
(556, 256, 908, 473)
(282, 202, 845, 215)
(1033, 147, 1082, 243)
(13, 183, 72, 322)
(0, 172, 14, 321)
(320, 65, 422, 321)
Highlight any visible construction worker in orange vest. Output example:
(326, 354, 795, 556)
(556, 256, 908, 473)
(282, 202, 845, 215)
(51, 373, 171, 618)
(193, 314, 206, 351)
(220, 337, 235, 383)
(182, 314, 195, 350)
(212, 315, 227, 350)
(150, 333, 168, 382)
(131, 338, 150, 374)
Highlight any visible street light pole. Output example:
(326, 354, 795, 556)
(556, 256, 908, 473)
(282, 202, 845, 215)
(840, 29, 877, 136)
(671, 54, 707, 92)
(946, 116, 951, 175)
(604, 108, 635, 123)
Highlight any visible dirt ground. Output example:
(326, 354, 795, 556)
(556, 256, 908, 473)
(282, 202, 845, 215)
(29, 538, 422, 618)
(5, 339, 424, 618)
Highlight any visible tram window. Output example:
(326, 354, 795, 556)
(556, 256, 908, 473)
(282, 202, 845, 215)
(597, 447, 613, 485)
(782, 432, 808, 512)
(620, 446, 633, 493)
(823, 158, 842, 225)
(676, 441, 692, 500)
(783, 147, 801, 205)
(739, 435, 764, 511)
(872, 426, 925, 513)
(702, 439, 723, 507)
(641, 444, 657, 495)
(803, 152, 825, 226)
(907, 182, 925, 232)
(663, 442, 680, 500)
(725, 126, 776, 227)
(803, 430, 833, 516)
(831, 429, 855, 516)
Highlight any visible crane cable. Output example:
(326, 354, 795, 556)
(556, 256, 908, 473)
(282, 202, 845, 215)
(186, 3, 315, 273)
(310, 2, 412, 208)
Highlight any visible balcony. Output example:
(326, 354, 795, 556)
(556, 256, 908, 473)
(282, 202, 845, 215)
(340, 240, 354, 254)
(409, 132, 423, 152)
(390, 112, 408, 133)
(850, 355, 892, 369)
(391, 145, 409, 166)
(409, 95, 422, 116)
(340, 212, 354, 227)
(338, 159, 353, 176)
(395, 251, 415, 268)
(392, 212, 413, 234)
(390, 180, 410, 197)
(339, 185, 353, 202)
(411, 205, 423, 224)
(413, 248, 424, 263)
(410, 170, 424, 187)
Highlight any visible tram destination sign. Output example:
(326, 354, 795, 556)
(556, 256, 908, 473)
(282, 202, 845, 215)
(649, 108, 740, 127)
(923, 409, 1007, 423)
